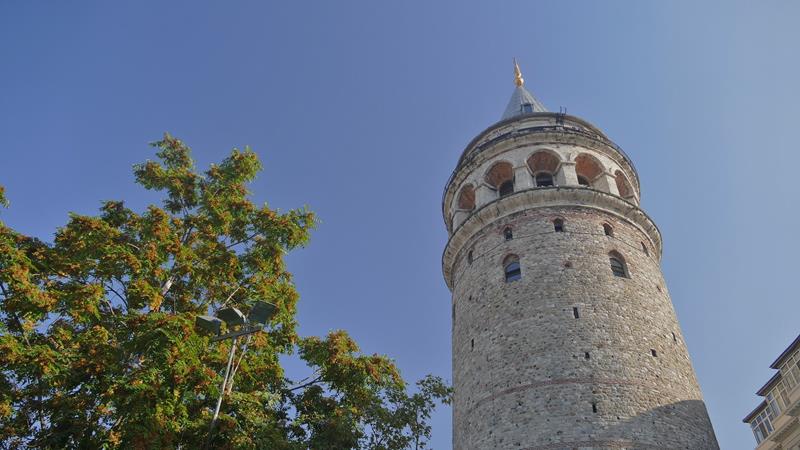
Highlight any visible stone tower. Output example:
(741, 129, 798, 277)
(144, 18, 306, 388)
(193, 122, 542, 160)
(442, 62, 719, 449)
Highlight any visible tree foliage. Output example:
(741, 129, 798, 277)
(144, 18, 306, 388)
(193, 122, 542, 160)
(0, 134, 451, 449)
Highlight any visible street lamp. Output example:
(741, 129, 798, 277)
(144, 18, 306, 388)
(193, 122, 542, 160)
(195, 301, 278, 448)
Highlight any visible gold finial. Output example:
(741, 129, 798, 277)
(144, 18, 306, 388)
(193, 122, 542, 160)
(513, 58, 524, 87)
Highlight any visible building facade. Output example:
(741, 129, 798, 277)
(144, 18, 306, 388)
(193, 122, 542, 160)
(441, 62, 719, 449)
(743, 335, 800, 449)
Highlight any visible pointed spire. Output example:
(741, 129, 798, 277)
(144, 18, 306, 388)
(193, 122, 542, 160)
(513, 58, 524, 87)
(502, 58, 547, 120)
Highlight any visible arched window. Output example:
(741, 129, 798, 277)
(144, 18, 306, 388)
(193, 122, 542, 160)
(554, 218, 565, 232)
(457, 184, 476, 210)
(499, 180, 514, 197)
(503, 226, 513, 240)
(485, 161, 514, 199)
(603, 223, 613, 236)
(467, 250, 473, 264)
(535, 172, 554, 187)
(575, 154, 603, 188)
(504, 255, 521, 282)
(641, 242, 649, 256)
(527, 151, 560, 187)
(614, 170, 634, 199)
(609, 251, 628, 278)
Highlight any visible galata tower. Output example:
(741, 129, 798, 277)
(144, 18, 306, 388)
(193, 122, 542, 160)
(442, 61, 719, 449)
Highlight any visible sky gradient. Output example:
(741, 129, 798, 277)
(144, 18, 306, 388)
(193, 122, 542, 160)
(1, 1, 799, 448)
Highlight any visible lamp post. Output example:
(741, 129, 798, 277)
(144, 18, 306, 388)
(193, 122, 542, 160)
(195, 301, 277, 449)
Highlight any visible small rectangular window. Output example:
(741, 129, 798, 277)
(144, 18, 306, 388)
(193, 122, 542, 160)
(651, 349, 658, 357)
(471, 339, 474, 351)
(592, 402, 598, 413)
(672, 332, 677, 343)
(573, 307, 580, 319)
(522, 103, 533, 113)
(584, 352, 590, 359)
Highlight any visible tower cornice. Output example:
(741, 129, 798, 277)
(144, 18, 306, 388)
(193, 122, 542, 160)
(442, 113, 641, 230)
(441, 186, 662, 291)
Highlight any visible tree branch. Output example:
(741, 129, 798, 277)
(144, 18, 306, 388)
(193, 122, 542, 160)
(287, 375, 323, 392)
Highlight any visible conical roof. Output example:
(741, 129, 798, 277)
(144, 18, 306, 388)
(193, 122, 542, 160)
(501, 60, 547, 120)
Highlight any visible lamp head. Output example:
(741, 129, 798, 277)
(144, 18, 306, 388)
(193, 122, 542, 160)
(248, 301, 278, 325)
(217, 307, 247, 327)
(195, 315, 223, 335)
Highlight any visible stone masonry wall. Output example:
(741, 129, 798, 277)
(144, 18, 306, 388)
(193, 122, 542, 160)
(450, 205, 719, 449)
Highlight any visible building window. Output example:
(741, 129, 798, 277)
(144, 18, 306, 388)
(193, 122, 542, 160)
(504, 255, 521, 282)
(521, 103, 533, 113)
(609, 251, 628, 278)
(504, 227, 513, 240)
(467, 250, 473, 265)
(499, 180, 514, 197)
(553, 218, 565, 233)
(577, 175, 591, 186)
(750, 407, 775, 444)
(779, 349, 800, 389)
(535, 172, 554, 187)
(641, 242, 649, 256)
(603, 223, 613, 236)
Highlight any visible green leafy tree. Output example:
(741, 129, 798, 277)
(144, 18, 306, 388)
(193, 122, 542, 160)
(0, 134, 451, 449)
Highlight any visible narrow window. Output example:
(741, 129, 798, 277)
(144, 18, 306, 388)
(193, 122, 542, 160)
(467, 250, 473, 264)
(499, 180, 514, 197)
(505, 261, 521, 282)
(573, 307, 580, 319)
(584, 352, 590, 359)
(609, 252, 627, 278)
(535, 172, 554, 187)
(504, 255, 521, 282)
(672, 332, 677, 343)
(503, 227, 513, 240)
(521, 103, 533, 113)
(471, 339, 474, 350)
(603, 223, 613, 236)
(592, 402, 598, 413)
(452, 302, 456, 325)
(577, 175, 591, 186)
(651, 349, 658, 357)
(553, 218, 564, 233)
(641, 242, 649, 256)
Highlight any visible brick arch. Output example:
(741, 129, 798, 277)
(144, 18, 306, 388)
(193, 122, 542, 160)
(575, 153, 604, 184)
(457, 184, 476, 210)
(526, 149, 561, 174)
(484, 161, 514, 189)
(614, 170, 634, 199)
(501, 253, 519, 266)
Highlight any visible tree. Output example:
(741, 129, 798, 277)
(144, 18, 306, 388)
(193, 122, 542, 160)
(0, 134, 451, 449)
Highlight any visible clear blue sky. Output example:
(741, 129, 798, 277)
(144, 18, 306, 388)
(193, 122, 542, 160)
(1, 1, 798, 448)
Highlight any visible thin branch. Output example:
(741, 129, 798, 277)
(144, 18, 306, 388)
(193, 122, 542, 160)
(287, 375, 323, 392)
(224, 232, 260, 249)
(105, 282, 129, 311)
